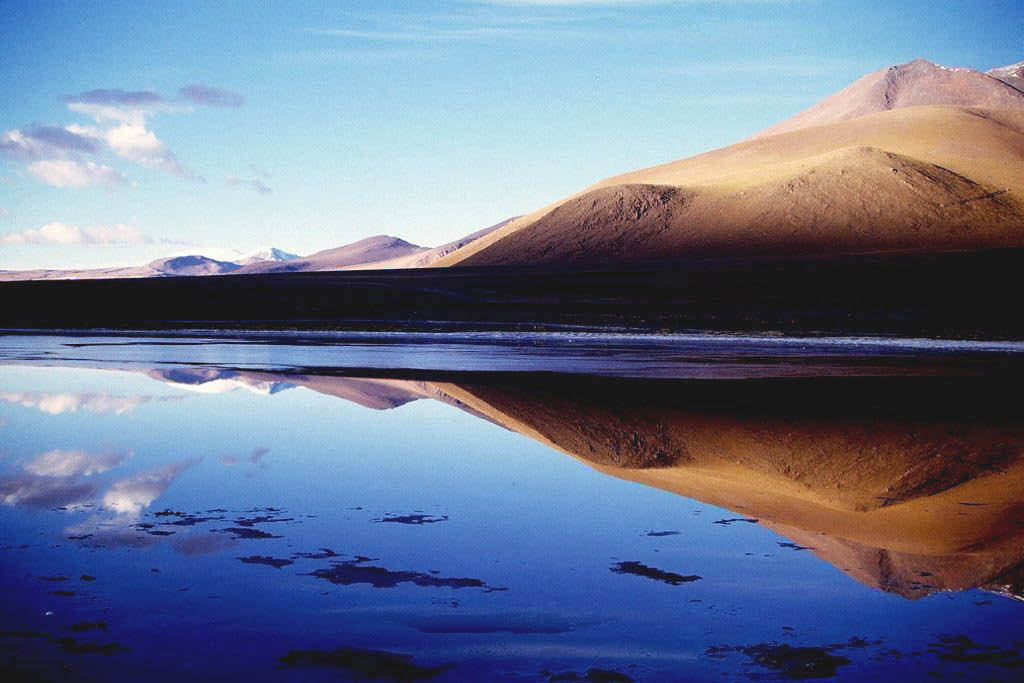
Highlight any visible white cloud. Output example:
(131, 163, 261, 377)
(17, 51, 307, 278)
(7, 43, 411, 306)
(0, 222, 152, 246)
(104, 122, 188, 176)
(102, 461, 194, 515)
(27, 159, 126, 188)
(23, 449, 127, 478)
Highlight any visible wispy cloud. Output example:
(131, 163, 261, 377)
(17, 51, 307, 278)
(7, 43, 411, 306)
(664, 56, 859, 78)
(0, 125, 103, 160)
(476, 0, 806, 5)
(307, 24, 597, 41)
(226, 173, 272, 194)
(178, 84, 245, 107)
(0, 222, 152, 245)
(63, 88, 165, 108)
(27, 159, 126, 188)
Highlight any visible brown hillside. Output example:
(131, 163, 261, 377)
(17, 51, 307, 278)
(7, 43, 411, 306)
(440, 106, 1024, 267)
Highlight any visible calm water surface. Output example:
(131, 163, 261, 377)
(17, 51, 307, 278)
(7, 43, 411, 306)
(2, 334, 1024, 681)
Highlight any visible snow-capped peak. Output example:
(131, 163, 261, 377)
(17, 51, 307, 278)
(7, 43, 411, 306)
(234, 247, 299, 265)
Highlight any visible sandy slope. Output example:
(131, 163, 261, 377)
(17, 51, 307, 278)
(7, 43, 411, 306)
(440, 105, 1024, 266)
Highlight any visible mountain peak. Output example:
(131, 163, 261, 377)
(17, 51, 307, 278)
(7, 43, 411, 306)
(988, 61, 1024, 91)
(751, 57, 1024, 139)
(234, 247, 299, 266)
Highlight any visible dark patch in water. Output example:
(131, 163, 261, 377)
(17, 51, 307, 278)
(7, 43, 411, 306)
(713, 518, 760, 526)
(160, 515, 224, 527)
(645, 530, 680, 537)
(69, 621, 107, 632)
(66, 534, 92, 540)
(706, 643, 850, 678)
(79, 575, 95, 581)
(544, 668, 634, 681)
(218, 527, 281, 540)
(929, 635, 1024, 668)
(742, 643, 850, 679)
(55, 636, 125, 655)
(238, 555, 294, 569)
(38, 575, 68, 582)
(147, 530, 175, 536)
(153, 509, 186, 517)
(707, 637, 879, 678)
(278, 646, 449, 679)
(373, 514, 449, 525)
(305, 559, 499, 591)
(0, 629, 124, 656)
(610, 561, 701, 586)
(232, 514, 295, 527)
(292, 548, 340, 560)
(51, 590, 75, 597)
(777, 542, 814, 551)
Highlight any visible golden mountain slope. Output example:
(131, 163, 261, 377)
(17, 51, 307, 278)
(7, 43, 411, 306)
(438, 106, 1024, 266)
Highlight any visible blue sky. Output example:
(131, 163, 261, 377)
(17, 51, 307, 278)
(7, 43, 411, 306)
(1, 0, 1021, 269)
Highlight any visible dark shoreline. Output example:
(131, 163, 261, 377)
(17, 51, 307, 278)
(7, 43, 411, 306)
(4, 248, 1024, 339)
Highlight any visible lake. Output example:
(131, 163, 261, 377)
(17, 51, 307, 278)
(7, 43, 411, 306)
(2, 333, 1024, 681)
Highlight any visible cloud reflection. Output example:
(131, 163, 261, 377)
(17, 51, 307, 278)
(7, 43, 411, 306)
(102, 461, 195, 515)
(0, 391, 182, 416)
(23, 449, 126, 477)
(0, 475, 97, 509)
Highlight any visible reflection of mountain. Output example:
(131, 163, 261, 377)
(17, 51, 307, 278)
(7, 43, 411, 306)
(144, 369, 294, 396)
(143, 368, 499, 423)
(123, 365, 1024, 600)
(425, 375, 1024, 601)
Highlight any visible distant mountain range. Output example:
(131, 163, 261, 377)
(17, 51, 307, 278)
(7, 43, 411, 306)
(4, 57, 1023, 280)
(0, 220, 512, 281)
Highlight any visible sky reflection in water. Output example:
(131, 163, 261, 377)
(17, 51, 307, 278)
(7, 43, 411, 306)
(2, 350, 1024, 681)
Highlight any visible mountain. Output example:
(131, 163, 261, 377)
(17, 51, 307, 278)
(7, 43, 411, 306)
(438, 58, 1024, 268)
(988, 61, 1024, 91)
(234, 235, 429, 274)
(751, 58, 1024, 139)
(0, 254, 242, 281)
(233, 247, 299, 266)
(147, 255, 242, 276)
(342, 218, 519, 270)
(0, 220, 507, 280)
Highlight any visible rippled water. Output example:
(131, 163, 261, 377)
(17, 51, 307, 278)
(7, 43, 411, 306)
(2, 334, 1024, 681)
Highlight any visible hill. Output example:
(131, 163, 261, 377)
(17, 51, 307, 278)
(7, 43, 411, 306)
(234, 235, 428, 274)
